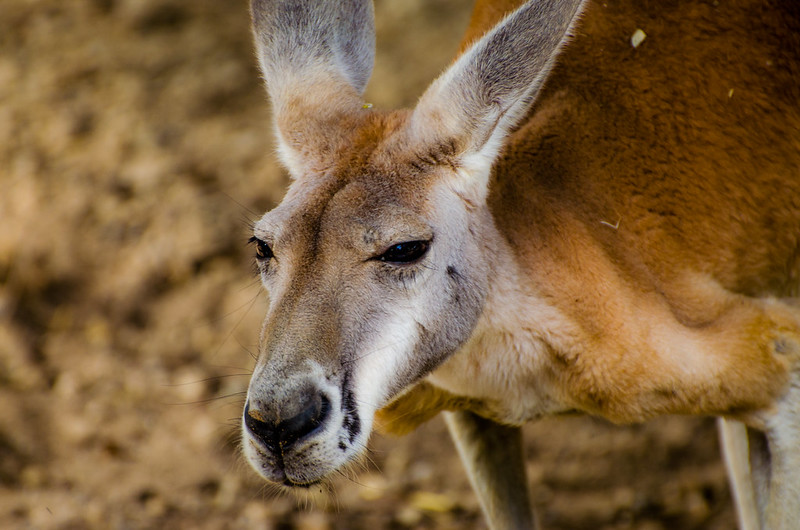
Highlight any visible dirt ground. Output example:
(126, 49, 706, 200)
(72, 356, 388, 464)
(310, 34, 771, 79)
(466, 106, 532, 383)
(0, 0, 738, 528)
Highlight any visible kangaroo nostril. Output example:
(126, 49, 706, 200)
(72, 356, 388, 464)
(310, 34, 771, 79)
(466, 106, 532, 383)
(280, 392, 330, 448)
(244, 392, 331, 452)
(244, 400, 280, 453)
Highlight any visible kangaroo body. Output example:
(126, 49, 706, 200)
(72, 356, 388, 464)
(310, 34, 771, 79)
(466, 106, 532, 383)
(241, 1, 800, 528)
(403, 0, 800, 426)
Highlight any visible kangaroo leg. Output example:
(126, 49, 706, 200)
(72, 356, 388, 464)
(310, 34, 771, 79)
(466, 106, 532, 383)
(444, 411, 536, 530)
(718, 417, 761, 530)
(757, 375, 800, 529)
(747, 427, 770, 519)
(747, 299, 800, 529)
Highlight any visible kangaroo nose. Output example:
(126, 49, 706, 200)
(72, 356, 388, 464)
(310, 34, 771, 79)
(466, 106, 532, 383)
(244, 390, 330, 452)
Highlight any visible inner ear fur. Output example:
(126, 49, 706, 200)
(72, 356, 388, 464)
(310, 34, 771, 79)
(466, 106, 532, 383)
(250, 0, 376, 176)
(408, 0, 588, 195)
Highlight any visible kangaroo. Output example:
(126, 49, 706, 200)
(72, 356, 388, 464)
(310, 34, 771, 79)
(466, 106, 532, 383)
(240, 0, 800, 528)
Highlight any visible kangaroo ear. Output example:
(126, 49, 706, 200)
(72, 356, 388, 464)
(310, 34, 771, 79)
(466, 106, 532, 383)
(250, 0, 375, 177)
(410, 0, 587, 202)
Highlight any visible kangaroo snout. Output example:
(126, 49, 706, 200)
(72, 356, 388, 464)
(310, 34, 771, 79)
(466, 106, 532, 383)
(243, 370, 367, 486)
(244, 385, 331, 454)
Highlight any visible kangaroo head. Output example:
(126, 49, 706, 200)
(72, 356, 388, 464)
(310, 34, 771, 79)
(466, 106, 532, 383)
(242, 0, 584, 486)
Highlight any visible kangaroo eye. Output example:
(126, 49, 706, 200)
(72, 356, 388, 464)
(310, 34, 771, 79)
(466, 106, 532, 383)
(249, 237, 273, 261)
(377, 240, 430, 264)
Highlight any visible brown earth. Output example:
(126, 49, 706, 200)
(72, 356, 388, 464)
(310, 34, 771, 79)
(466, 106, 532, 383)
(0, 0, 737, 529)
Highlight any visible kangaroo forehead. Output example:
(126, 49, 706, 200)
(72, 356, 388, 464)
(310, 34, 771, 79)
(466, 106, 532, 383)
(324, 181, 435, 246)
(257, 168, 437, 251)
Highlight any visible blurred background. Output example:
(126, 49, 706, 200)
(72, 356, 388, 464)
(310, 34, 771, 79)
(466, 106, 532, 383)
(0, 0, 735, 528)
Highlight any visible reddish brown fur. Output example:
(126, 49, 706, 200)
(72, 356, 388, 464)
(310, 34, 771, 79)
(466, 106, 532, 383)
(378, 0, 800, 433)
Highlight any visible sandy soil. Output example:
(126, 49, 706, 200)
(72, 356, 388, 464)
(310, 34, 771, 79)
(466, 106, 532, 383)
(0, 0, 736, 528)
